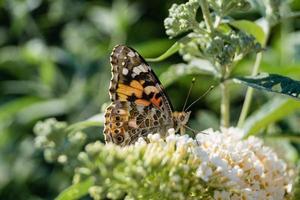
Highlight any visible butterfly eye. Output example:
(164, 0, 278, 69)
(180, 115, 185, 121)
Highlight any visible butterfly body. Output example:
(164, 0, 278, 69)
(103, 45, 190, 146)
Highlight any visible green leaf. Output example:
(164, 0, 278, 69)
(261, 64, 300, 77)
(242, 98, 300, 136)
(1, 80, 51, 97)
(145, 42, 179, 62)
(230, 20, 266, 45)
(55, 177, 94, 200)
(133, 39, 173, 58)
(0, 97, 40, 130)
(16, 99, 70, 124)
(67, 114, 104, 133)
(160, 59, 216, 87)
(233, 73, 300, 100)
(264, 133, 300, 143)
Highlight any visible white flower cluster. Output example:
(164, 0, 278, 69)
(135, 127, 293, 200)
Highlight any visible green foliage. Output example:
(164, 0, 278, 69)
(165, 0, 261, 70)
(229, 20, 266, 45)
(234, 73, 300, 99)
(207, 0, 251, 15)
(251, 0, 285, 25)
(1, 0, 300, 199)
(242, 98, 300, 136)
(146, 42, 180, 62)
(0, 0, 139, 198)
(55, 177, 94, 200)
(164, 0, 200, 37)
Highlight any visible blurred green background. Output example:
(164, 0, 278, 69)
(0, 0, 300, 199)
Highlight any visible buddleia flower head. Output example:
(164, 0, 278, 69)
(75, 128, 294, 200)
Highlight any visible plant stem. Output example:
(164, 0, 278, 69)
(199, 0, 214, 32)
(220, 81, 230, 127)
(237, 52, 263, 127)
(199, 0, 230, 127)
(237, 19, 271, 128)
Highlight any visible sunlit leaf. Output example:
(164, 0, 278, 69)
(55, 177, 94, 200)
(242, 98, 300, 136)
(160, 59, 216, 87)
(67, 113, 104, 133)
(230, 20, 266, 45)
(234, 73, 300, 99)
(146, 42, 179, 62)
(261, 64, 300, 77)
(134, 39, 172, 58)
(16, 99, 70, 124)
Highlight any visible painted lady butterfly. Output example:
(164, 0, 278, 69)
(103, 45, 191, 146)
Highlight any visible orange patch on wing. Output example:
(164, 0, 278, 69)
(118, 93, 128, 101)
(117, 83, 143, 98)
(130, 80, 143, 90)
(150, 97, 161, 108)
(135, 99, 151, 106)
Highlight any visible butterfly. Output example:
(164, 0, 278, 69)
(103, 45, 191, 146)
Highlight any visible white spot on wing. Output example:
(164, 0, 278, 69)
(122, 68, 129, 75)
(133, 67, 142, 74)
(127, 51, 135, 57)
(136, 105, 144, 112)
(141, 64, 148, 72)
(135, 64, 147, 73)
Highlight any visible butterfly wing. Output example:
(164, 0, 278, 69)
(103, 45, 174, 145)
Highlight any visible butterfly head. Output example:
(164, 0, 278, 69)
(172, 111, 191, 134)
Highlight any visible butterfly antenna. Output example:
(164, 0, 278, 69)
(184, 125, 197, 134)
(184, 125, 200, 145)
(184, 85, 215, 112)
(182, 77, 196, 111)
(184, 125, 211, 146)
